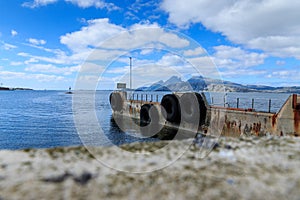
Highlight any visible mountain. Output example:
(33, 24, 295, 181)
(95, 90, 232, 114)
(136, 76, 193, 91)
(136, 76, 300, 93)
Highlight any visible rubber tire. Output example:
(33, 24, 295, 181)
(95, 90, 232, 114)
(180, 92, 207, 125)
(140, 104, 161, 137)
(160, 94, 181, 123)
(140, 104, 152, 126)
(109, 92, 123, 112)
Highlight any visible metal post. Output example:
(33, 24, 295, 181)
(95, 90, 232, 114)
(151, 94, 153, 102)
(129, 57, 132, 90)
(237, 98, 239, 108)
(252, 99, 254, 110)
(268, 99, 272, 113)
(146, 94, 148, 102)
(211, 97, 214, 105)
(156, 95, 158, 102)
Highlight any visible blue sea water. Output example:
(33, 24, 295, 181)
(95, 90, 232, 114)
(0, 90, 291, 150)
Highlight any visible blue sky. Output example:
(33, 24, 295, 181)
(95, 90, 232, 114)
(0, 0, 300, 90)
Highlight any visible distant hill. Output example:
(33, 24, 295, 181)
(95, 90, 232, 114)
(0, 87, 33, 91)
(136, 76, 300, 93)
(0, 87, 10, 91)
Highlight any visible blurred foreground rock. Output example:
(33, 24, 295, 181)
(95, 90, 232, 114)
(0, 136, 300, 200)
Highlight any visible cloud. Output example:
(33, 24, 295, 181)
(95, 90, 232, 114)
(28, 38, 46, 45)
(0, 71, 65, 82)
(266, 70, 300, 81)
(212, 45, 267, 70)
(65, 0, 119, 10)
(22, 0, 119, 10)
(60, 18, 125, 53)
(11, 30, 18, 37)
(220, 69, 267, 79)
(1, 42, 17, 50)
(22, 0, 58, 8)
(17, 47, 86, 65)
(183, 47, 206, 57)
(276, 60, 286, 66)
(161, 0, 300, 59)
(25, 64, 80, 75)
(10, 61, 23, 66)
(60, 18, 190, 60)
(103, 22, 190, 50)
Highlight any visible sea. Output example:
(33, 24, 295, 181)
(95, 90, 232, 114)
(0, 90, 291, 150)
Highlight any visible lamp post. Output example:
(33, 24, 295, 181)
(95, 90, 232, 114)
(129, 57, 132, 90)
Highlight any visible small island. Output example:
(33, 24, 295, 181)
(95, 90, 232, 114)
(0, 86, 33, 91)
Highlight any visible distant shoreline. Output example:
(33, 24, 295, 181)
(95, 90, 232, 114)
(0, 86, 33, 91)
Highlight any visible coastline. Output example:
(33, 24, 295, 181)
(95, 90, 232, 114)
(0, 86, 33, 91)
(0, 136, 299, 199)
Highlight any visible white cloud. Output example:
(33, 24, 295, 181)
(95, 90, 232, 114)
(220, 69, 267, 78)
(276, 60, 286, 66)
(1, 42, 17, 50)
(212, 45, 267, 69)
(266, 70, 300, 81)
(0, 71, 64, 82)
(11, 30, 18, 37)
(25, 64, 80, 75)
(65, 0, 119, 10)
(60, 18, 124, 53)
(183, 47, 205, 57)
(10, 61, 23, 66)
(101, 23, 190, 50)
(17, 49, 84, 65)
(161, 0, 300, 59)
(23, 0, 119, 10)
(79, 62, 105, 73)
(60, 19, 190, 62)
(109, 64, 185, 88)
(28, 38, 46, 45)
(22, 0, 58, 8)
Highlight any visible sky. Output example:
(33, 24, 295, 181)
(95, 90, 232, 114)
(0, 0, 300, 90)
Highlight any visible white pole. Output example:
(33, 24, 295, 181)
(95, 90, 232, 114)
(129, 57, 132, 90)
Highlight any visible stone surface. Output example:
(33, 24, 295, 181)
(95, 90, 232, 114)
(0, 136, 299, 200)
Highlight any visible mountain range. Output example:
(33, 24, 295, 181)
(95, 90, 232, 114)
(136, 76, 300, 93)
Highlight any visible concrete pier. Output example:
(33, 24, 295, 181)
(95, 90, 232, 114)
(110, 92, 300, 138)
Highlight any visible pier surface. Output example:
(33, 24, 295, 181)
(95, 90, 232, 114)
(0, 137, 299, 199)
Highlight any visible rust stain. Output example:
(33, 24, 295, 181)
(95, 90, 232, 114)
(292, 94, 297, 109)
(252, 122, 261, 136)
(294, 109, 300, 134)
(293, 94, 300, 135)
(272, 114, 277, 128)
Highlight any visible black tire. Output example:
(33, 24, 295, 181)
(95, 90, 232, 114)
(140, 104, 161, 137)
(109, 92, 123, 112)
(160, 94, 180, 123)
(180, 92, 207, 125)
(140, 104, 152, 126)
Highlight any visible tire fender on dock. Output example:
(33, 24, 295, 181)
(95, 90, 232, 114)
(160, 94, 181, 123)
(179, 92, 207, 126)
(140, 104, 162, 137)
(109, 92, 124, 112)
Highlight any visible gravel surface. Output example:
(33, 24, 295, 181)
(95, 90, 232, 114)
(0, 136, 300, 200)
